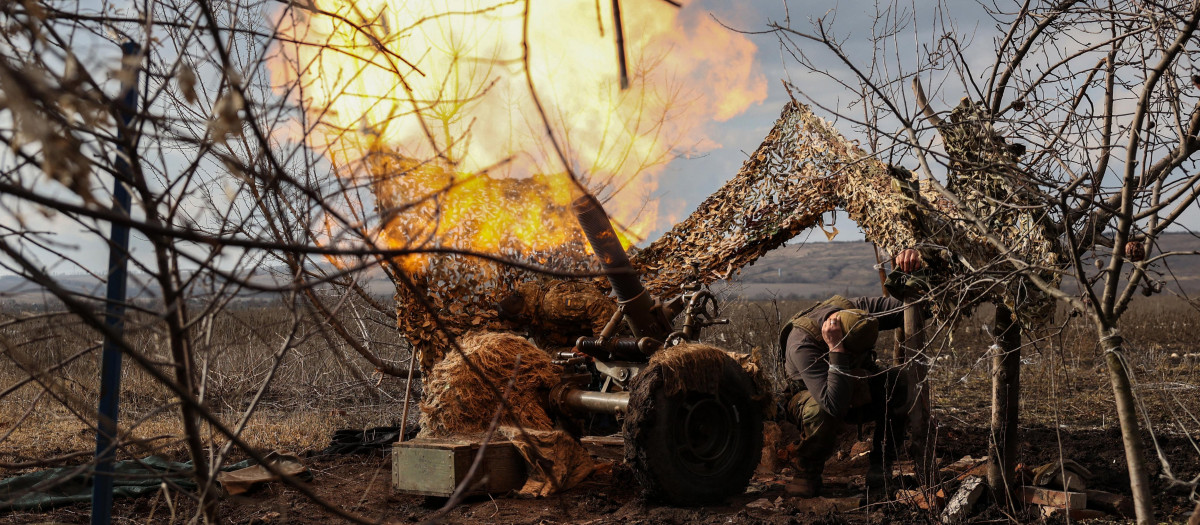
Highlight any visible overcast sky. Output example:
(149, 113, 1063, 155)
(4, 1, 1194, 279)
(9, 2, 908, 278)
(653, 0, 984, 244)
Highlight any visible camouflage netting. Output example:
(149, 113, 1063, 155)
(938, 98, 1062, 318)
(632, 99, 1062, 324)
(611, 343, 774, 419)
(373, 98, 1063, 375)
(639, 343, 764, 399)
(726, 348, 775, 418)
(368, 151, 598, 372)
(622, 343, 765, 502)
(418, 332, 561, 435)
(416, 331, 594, 496)
(499, 280, 617, 348)
(496, 426, 594, 497)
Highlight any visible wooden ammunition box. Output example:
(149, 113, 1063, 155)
(392, 438, 527, 497)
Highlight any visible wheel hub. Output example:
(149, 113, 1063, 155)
(674, 394, 740, 474)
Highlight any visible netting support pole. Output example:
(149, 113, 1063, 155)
(903, 296, 933, 481)
(988, 305, 1021, 509)
(91, 40, 141, 525)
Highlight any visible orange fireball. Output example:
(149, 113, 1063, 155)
(269, 0, 766, 269)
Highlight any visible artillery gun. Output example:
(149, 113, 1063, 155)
(390, 99, 1051, 504)
(545, 195, 764, 506)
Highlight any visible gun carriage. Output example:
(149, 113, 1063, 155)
(545, 195, 764, 505)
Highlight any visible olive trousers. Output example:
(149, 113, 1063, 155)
(785, 370, 907, 477)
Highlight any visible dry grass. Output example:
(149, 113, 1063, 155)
(0, 300, 416, 473)
(701, 294, 1200, 434)
(2, 293, 1197, 488)
(921, 298, 1200, 434)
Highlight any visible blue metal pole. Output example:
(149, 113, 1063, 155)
(91, 40, 140, 525)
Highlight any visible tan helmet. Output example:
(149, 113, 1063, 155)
(832, 309, 879, 353)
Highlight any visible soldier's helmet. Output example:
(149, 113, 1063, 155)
(832, 309, 879, 353)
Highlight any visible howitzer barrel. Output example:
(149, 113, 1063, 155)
(572, 195, 664, 341)
(558, 388, 629, 415)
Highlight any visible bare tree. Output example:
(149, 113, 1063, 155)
(1, 0, 764, 521)
(0, 0, 444, 521)
(769, 1, 1200, 521)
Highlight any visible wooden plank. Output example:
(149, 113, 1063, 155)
(392, 438, 526, 497)
(903, 299, 934, 479)
(892, 460, 917, 478)
(1084, 489, 1134, 517)
(824, 475, 859, 487)
(989, 306, 1021, 501)
(955, 461, 989, 481)
(942, 455, 988, 477)
(1021, 485, 1086, 509)
(1041, 506, 1108, 520)
(479, 443, 527, 494)
(895, 488, 947, 511)
(793, 496, 866, 514)
(580, 435, 623, 447)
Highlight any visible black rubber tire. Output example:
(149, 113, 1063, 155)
(623, 348, 764, 506)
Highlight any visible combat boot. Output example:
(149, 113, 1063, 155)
(866, 451, 896, 503)
(866, 459, 888, 490)
(785, 464, 824, 498)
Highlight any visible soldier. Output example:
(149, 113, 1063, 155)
(779, 248, 922, 498)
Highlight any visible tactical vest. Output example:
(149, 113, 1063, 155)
(778, 295, 877, 390)
(777, 295, 856, 354)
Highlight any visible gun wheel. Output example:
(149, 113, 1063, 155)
(623, 344, 763, 506)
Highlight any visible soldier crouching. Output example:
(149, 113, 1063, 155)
(779, 249, 922, 498)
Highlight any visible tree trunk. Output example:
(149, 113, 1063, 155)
(988, 305, 1021, 509)
(1101, 331, 1155, 524)
(902, 297, 932, 479)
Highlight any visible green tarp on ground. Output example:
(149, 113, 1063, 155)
(0, 456, 252, 512)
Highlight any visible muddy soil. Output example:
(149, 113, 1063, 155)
(5, 421, 1197, 524)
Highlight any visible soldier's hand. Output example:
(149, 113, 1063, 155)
(895, 248, 923, 272)
(822, 315, 846, 353)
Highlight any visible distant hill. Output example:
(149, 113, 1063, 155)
(0, 265, 396, 308)
(720, 231, 1200, 300)
(4, 232, 1199, 305)
(716, 241, 889, 299)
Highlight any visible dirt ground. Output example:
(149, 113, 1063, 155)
(3, 299, 1200, 523)
(4, 419, 1197, 524)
